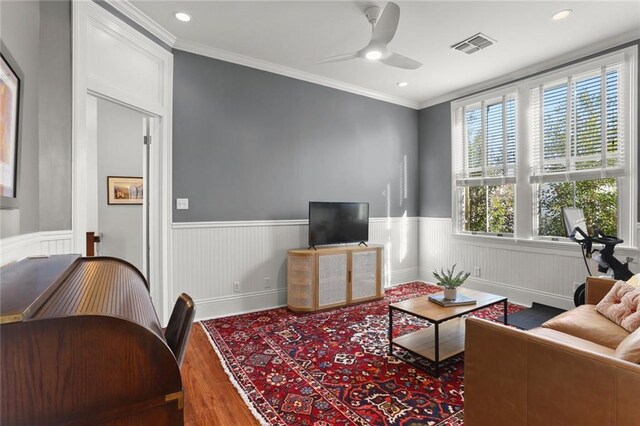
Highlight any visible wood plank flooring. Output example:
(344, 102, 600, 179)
(182, 324, 259, 425)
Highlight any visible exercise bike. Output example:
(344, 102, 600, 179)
(562, 207, 634, 306)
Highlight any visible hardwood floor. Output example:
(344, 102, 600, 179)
(182, 324, 259, 425)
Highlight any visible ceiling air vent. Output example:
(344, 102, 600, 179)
(451, 33, 496, 55)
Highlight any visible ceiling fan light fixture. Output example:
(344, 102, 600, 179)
(551, 9, 573, 21)
(174, 12, 191, 22)
(365, 50, 383, 60)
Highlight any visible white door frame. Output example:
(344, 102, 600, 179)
(72, 1, 173, 323)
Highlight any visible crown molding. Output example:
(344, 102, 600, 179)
(419, 29, 640, 109)
(174, 38, 420, 110)
(103, 0, 177, 47)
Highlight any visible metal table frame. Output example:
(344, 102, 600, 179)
(388, 297, 508, 376)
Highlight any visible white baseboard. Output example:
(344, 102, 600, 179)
(0, 230, 74, 266)
(464, 277, 575, 311)
(386, 267, 420, 288)
(419, 266, 574, 310)
(195, 267, 421, 321)
(195, 288, 288, 321)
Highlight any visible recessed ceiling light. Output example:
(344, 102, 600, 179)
(551, 9, 573, 21)
(365, 50, 382, 60)
(397, 82, 408, 87)
(174, 12, 191, 22)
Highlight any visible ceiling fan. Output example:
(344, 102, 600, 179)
(316, 2, 422, 70)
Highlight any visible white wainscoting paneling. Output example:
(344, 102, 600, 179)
(419, 218, 640, 310)
(0, 230, 74, 266)
(171, 217, 419, 320)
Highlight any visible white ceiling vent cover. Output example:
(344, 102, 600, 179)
(451, 33, 496, 55)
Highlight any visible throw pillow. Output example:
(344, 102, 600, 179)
(595, 280, 640, 333)
(613, 327, 640, 364)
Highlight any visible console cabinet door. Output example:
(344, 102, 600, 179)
(350, 250, 379, 303)
(317, 253, 348, 309)
(287, 254, 315, 311)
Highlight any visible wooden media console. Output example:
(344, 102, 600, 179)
(287, 245, 383, 312)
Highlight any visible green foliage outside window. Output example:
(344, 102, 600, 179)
(465, 185, 514, 234)
(538, 179, 617, 237)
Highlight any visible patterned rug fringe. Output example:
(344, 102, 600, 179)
(199, 322, 270, 426)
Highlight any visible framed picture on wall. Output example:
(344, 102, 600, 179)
(0, 44, 22, 208)
(107, 176, 143, 205)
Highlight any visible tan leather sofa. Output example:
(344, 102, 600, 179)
(464, 277, 640, 425)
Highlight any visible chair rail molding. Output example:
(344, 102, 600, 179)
(72, 1, 174, 324)
(0, 230, 73, 267)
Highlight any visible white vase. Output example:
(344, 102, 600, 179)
(443, 288, 457, 300)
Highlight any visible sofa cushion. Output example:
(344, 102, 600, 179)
(542, 304, 629, 349)
(528, 327, 615, 356)
(596, 280, 640, 332)
(613, 327, 640, 364)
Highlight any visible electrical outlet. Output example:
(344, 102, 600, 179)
(474, 266, 481, 277)
(264, 277, 271, 288)
(233, 282, 240, 293)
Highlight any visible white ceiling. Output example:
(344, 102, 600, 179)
(131, 1, 640, 108)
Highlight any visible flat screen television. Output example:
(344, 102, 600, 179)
(308, 202, 369, 247)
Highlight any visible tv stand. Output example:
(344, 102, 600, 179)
(287, 245, 383, 312)
(358, 241, 368, 247)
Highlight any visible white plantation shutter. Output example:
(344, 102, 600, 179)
(529, 61, 625, 183)
(455, 94, 517, 187)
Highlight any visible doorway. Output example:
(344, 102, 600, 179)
(86, 96, 155, 278)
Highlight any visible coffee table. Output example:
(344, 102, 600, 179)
(388, 288, 507, 376)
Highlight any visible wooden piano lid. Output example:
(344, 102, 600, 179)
(0, 254, 81, 324)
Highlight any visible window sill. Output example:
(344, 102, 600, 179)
(451, 232, 639, 257)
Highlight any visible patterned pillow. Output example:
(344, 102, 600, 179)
(595, 280, 640, 333)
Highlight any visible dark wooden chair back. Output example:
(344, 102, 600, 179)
(165, 293, 196, 367)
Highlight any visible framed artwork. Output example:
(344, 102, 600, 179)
(0, 46, 22, 207)
(107, 176, 143, 205)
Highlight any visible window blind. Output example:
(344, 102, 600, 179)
(455, 94, 517, 186)
(529, 62, 625, 183)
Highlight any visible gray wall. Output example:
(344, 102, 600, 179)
(418, 39, 640, 221)
(0, 0, 72, 238)
(172, 50, 419, 222)
(418, 103, 451, 218)
(97, 99, 145, 272)
(38, 0, 72, 231)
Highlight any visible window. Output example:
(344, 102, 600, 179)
(452, 47, 637, 246)
(453, 91, 517, 235)
(530, 62, 625, 238)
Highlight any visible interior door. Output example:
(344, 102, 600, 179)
(86, 95, 151, 277)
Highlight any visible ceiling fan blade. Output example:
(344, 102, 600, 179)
(371, 2, 400, 45)
(380, 52, 423, 70)
(315, 52, 359, 64)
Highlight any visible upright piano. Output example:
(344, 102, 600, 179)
(0, 254, 184, 425)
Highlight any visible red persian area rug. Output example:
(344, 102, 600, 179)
(201, 282, 523, 425)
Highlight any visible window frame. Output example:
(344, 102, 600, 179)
(450, 46, 637, 249)
(452, 85, 518, 237)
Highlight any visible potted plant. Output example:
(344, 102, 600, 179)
(433, 264, 470, 300)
